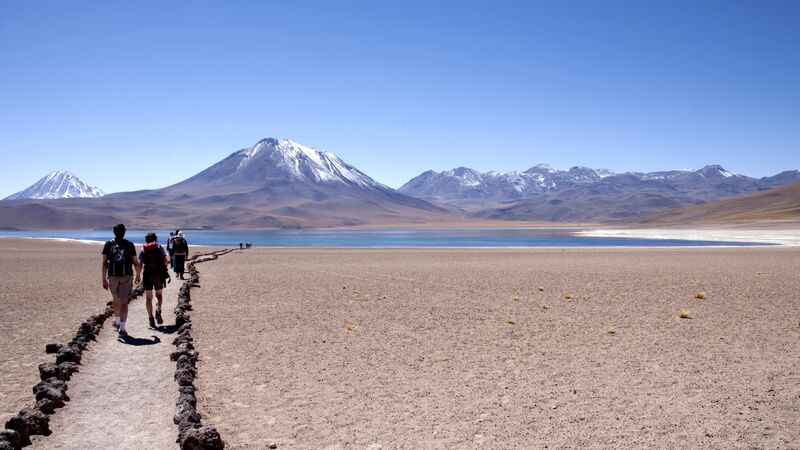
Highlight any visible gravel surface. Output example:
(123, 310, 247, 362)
(192, 247, 800, 449)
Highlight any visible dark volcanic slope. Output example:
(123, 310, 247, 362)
(635, 181, 800, 224)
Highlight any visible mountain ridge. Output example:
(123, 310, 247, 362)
(1, 138, 798, 228)
(0, 138, 452, 230)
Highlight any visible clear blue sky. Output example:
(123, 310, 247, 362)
(1, 0, 798, 197)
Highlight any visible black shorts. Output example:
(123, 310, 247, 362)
(143, 272, 165, 291)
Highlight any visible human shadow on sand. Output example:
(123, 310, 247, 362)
(156, 324, 180, 335)
(118, 335, 161, 346)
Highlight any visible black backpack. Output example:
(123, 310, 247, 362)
(174, 237, 188, 253)
(107, 239, 130, 277)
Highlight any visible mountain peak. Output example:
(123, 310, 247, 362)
(4, 171, 105, 200)
(698, 165, 735, 178)
(180, 137, 384, 191)
(526, 164, 555, 173)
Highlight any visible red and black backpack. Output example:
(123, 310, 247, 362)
(142, 242, 165, 272)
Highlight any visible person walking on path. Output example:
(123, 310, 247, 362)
(166, 231, 176, 269)
(173, 230, 189, 280)
(101, 223, 141, 337)
(139, 232, 171, 328)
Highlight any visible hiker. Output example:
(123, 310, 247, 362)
(101, 223, 141, 337)
(173, 230, 189, 279)
(166, 231, 176, 269)
(139, 232, 170, 328)
(239, 242, 243, 250)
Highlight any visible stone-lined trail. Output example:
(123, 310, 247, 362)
(29, 277, 180, 449)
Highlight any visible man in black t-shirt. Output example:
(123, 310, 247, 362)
(101, 223, 141, 337)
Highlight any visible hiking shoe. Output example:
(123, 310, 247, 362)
(118, 329, 128, 338)
(155, 309, 163, 325)
(149, 316, 156, 328)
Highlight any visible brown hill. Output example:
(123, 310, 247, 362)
(635, 181, 800, 224)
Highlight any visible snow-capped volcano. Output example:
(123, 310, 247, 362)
(236, 138, 380, 187)
(177, 138, 385, 191)
(4, 171, 105, 200)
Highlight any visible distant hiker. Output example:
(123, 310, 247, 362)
(166, 231, 176, 269)
(139, 232, 170, 328)
(173, 230, 189, 280)
(101, 223, 141, 337)
(239, 242, 243, 250)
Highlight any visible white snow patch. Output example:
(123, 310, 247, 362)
(577, 228, 800, 246)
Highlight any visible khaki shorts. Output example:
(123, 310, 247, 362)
(109, 275, 133, 300)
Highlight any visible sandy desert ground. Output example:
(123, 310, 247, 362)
(2, 239, 799, 449)
(191, 247, 800, 449)
(0, 239, 111, 426)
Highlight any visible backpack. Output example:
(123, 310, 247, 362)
(142, 242, 164, 271)
(174, 237, 188, 254)
(107, 239, 130, 277)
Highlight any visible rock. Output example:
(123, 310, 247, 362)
(39, 378, 68, 393)
(58, 362, 80, 379)
(56, 346, 81, 364)
(177, 393, 197, 409)
(38, 363, 66, 381)
(0, 430, 20, 450)
(269, 443, 277, 449)
(175, 368, 196, 386)
(33, 384, 69, 403)
(44, 343, 63, 354)
(181, 425, 224, 450)
(178, 385, 196, 396)
(35, 398, 65, 414)
(5, 408, 51, 445)
(173, 334, 193, 347)
(175, 410, 202, 442)
(175, 312, 190, 327)
(69, 337, 89, 351)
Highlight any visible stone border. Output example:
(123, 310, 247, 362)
(1, 283, 146, 449)
(170, 250, 233, 450)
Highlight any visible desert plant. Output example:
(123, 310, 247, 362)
(507, 317, 516, 324)
(345, 324, 356, 331)
(694, 292, 706, 299)
(678, 310, 691, 319)
(564, 293, 573, 300)
(606, 327, 617, 334)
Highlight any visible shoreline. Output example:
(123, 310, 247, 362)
(578, 227, 800, 246)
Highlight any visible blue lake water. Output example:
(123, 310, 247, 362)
(0, 228, 767, 247)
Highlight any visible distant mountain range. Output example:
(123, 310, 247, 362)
(400, 165, 800, 222)
(4, 171, 105, 200)
(1, 138, 798, 229)
(400, 165, 615, 203)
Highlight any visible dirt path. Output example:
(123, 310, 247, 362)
(30, 279, 181, 449)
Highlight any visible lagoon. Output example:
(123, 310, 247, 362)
(0, 228, 768, 247)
